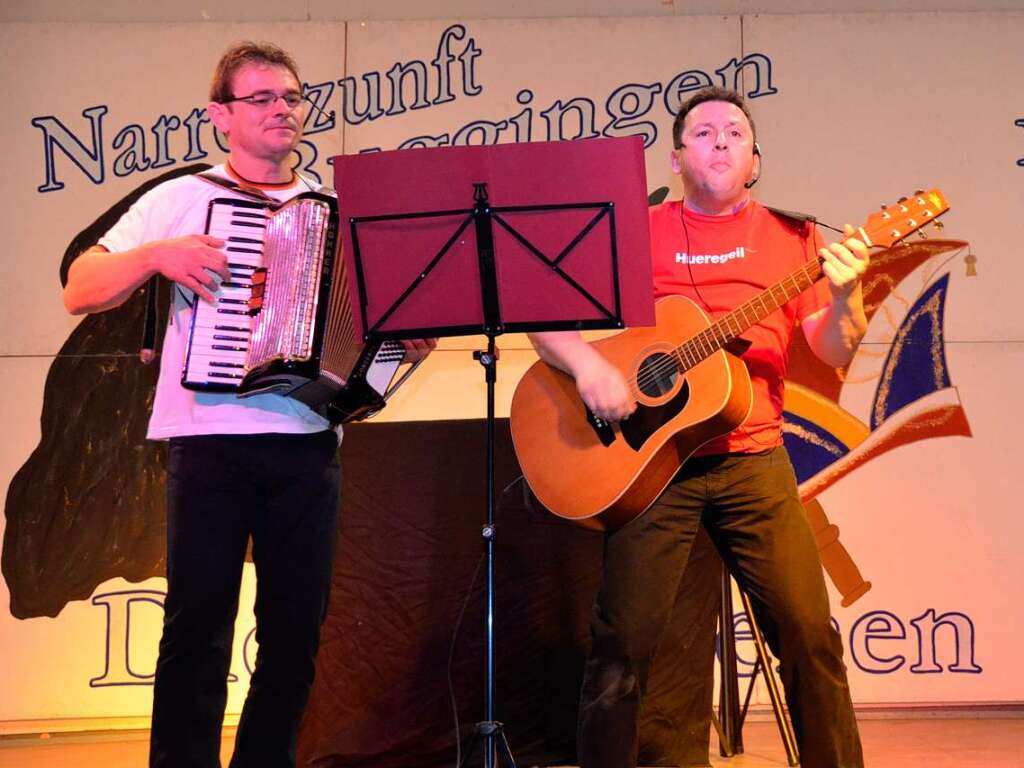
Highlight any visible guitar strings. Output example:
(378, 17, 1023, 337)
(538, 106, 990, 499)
(630, 196, 931, 396)
(630, 258, 822, 395)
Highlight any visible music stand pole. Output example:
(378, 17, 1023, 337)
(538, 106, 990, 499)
(474, 336, 512, 768)
(459, 188, 517, 768)
(337, 139, 654, 766)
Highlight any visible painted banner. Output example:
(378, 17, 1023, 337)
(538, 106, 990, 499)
(1, 12, 1022, 727)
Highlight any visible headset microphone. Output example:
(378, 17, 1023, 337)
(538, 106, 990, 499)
(744, 142, 762, 189)
(676, 140, 762, 188)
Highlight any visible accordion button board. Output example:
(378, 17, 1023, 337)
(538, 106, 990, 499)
(181, 200, 265, 390)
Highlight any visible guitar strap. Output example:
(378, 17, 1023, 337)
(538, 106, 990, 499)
(763, 204, 817, 230)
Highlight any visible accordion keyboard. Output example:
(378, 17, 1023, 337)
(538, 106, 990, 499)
(180, 191, 412, 423)
(182, 201, 266, 389)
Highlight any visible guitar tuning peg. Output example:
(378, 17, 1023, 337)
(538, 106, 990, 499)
(933, 220, 945, 230)
(965, 253, 977, 277)
(897, 196, 908, 203)
(917, 229, 928, 239)
(914, 189, 925, 195)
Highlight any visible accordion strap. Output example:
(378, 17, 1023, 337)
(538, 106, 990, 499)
(193, 169, 332, 201)
(193, 170, 278, 203)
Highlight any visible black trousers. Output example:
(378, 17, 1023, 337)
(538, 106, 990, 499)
(638, 525, 722, 768)
(150, 431, 341, 768)
(577, 447, 863, 768)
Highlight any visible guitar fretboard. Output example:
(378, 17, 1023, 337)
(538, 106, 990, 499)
(673, 256, 825, 371)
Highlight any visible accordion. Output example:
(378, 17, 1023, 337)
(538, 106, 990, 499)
(181, 192, 405, 423)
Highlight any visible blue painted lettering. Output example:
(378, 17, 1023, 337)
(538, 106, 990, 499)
(604, 83, 662, 148)
(1016, 118, 1023, 167)
(339, 72, 385, 125)
(386, 60, 432, 116)
(663, 70, 714, 116)
(541, 97, 599, 141)
(850, 610, 906, 674)
(452, 119, 508, 146)
(32, 105, 108, 193)
(181, 107, 210, 162)
(716, 53, 778, 99)
(111, 124, 151, 177)
(909, 609, 983, 674)
(302, 82, 337, 135)
(150, 114, 181, 170)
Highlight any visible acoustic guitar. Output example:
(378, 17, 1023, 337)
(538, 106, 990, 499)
(509, 190, 950, 531)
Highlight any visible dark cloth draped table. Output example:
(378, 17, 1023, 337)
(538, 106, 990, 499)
(297, 418, 722, 768)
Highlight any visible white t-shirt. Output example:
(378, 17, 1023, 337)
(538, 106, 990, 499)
(99, 165, 334, 440)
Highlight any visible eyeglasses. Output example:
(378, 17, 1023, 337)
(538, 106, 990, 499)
(222, 90, 305, 110)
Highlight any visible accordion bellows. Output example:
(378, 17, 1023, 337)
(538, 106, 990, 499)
(182, 193, 404, 423)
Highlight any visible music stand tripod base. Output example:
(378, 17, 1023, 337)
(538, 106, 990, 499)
(458, 720, 517, 768)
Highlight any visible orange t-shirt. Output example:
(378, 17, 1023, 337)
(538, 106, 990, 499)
(648, 200, 830, 455)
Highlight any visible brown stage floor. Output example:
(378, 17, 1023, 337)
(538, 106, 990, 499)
(1, 716, 1022, 767)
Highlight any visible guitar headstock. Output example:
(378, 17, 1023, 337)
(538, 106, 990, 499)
(859, 189, 950, 249)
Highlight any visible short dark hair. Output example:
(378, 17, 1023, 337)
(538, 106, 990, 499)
(209, 41, 301, 103)
(672, 86, 756, 150)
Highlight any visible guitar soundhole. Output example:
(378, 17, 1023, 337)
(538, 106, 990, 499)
(637, 353, 678, 398)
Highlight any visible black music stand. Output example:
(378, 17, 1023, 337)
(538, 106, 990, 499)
(333, 139, 654, 768)
(714, 571, 799, 766)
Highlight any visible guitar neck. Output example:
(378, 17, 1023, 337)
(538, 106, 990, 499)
(675, 256, 824, 369)
(666, 188, 949, 372)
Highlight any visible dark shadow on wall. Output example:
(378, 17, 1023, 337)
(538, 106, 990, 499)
(2, 163, 211, 619)
(2, 174, 763, 764)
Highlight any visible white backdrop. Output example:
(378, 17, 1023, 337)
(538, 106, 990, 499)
(1, 12, 1022, 727)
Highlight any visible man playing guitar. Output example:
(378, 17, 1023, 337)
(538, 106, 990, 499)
(527, 87, 868, 768)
